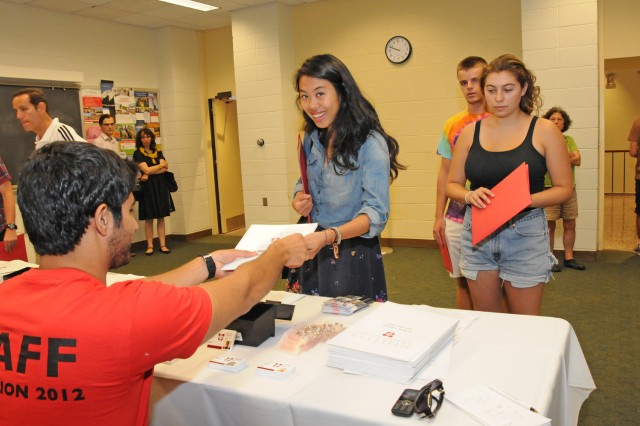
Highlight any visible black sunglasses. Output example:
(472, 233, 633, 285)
(414, 379, 445, 419)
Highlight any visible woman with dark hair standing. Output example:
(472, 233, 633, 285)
(542, 106, 585, 272)
(287, 54, 404, 301)
(133, 128, 175, 255)
(446, 54, 573, 315)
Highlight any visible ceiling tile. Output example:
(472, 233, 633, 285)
(113, 13, 168, 29)
(27, 0, 90, 13)
(73, 5, 130, 20)
(102, 0, 165, 14)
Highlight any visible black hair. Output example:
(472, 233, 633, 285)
(295, 54, 405, 181)
(542, 106, 572, 132)
(135, 127, 156, 152)
(13, 87, 48, 113)
(481, 54, 542, 115)
(17, 142, 137, 255)
(99, 114, 115, 125)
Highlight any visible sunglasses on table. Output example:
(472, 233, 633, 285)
(414, 379, 445, 419)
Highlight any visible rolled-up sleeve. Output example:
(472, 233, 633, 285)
(356, 133, 390, 237)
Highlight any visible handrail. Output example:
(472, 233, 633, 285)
(604, 149, 634, 194)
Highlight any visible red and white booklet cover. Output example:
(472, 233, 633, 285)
(471, 162, 532, 246)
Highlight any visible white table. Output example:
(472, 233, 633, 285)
(150, 293, 595, 426)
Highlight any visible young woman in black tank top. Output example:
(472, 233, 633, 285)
(446, 54, 573, 316)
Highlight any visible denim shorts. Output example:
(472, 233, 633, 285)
(460, 207, 555, 288)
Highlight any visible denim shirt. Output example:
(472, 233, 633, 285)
(293, 130, 390, 238)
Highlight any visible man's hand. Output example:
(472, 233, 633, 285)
(211, 249, 257, 278)
(271, 233, 308, 268)
(433, 217, 446, 247)
(3, 229, 16, 252)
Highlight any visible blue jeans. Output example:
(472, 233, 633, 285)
(460, 208, 555, 288)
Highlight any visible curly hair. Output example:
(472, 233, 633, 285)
(18, 142, 137, 255)
(295, 54, 405, 181)
(543, 106, 572, 132)
(481, 54, 542, 115)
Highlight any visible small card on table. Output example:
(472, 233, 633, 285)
(207, 329, 237, 351)
(208, 355, 247, 373)
(256, 361, 296, 380)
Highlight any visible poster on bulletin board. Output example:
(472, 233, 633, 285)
(81, 85, 161, 160)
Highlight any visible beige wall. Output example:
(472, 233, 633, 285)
(521, 0, 599, 251)
(602, 0, 640, 59)
(5, 0, 632, 251)
(0, 3, 209, 243)
(287, 0, 523, 240)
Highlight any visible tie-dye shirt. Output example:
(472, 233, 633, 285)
(436, 110, 490, 222)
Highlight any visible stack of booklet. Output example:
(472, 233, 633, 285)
(327, 302, 459, 382)
(321, 295, 373, 315)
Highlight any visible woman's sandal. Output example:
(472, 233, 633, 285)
(160, 246, 171, 254)
(145, 247, 154, 256)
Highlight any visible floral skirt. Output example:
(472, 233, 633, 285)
(286, 234, 387, 302)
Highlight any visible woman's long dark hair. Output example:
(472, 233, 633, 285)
(295, 54, 404, 181)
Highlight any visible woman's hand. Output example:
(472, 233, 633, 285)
(464, 188, 494, 208)
(304, 230, 327, 259)
(292, 192, 312, 217)
(140, 174, 149, 182)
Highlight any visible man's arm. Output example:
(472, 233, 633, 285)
(0, 181, 16, 252)
(198, 234, 307, 343)
(630, 141, 638, 158)
(433, 157, 450, 246)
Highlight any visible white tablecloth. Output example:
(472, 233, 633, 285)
(150, 292, 595, 426)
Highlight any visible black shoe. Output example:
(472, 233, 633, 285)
(564, 259, 585, 270)
(551, 264, 562, 272)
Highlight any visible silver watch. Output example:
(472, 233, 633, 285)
(6, 223, 17, 231)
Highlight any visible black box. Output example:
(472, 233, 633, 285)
(226, 302, 276, 347)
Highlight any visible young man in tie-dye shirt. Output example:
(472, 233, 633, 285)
(433, 56, 490, 310)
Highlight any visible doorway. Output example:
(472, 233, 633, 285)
(208, 96, 245, 234)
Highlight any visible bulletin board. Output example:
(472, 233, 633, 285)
(82, 84, 161, 159)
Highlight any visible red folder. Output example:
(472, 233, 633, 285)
(471, 162, 532, 245)
(0, 233, 29, 262)
(439, 240, 453, 273)
(297, 134, 311, 223)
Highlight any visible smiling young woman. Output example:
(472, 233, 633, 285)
(287, 54, 405, 301)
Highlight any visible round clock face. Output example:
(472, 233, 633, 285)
(385, 36, 412, 64)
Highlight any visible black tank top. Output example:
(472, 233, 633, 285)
(465, 116, 546, 194)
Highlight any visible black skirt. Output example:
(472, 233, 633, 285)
(286, 233, 387, 301)
(137, 173, 175, 220)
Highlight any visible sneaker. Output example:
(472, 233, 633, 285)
(551, 264, 562, 273)
(564, 259, 586, 271)
(633, 245, 640, 256)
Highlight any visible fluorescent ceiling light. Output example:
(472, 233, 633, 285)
(159, 0, 219, 12)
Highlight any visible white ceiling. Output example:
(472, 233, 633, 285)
(3, 0, 318, 31)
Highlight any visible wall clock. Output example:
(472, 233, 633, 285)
(385, 35, 412, 64)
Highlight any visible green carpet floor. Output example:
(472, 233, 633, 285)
(115, 236, 640, 425)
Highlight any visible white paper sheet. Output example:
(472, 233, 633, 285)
(448, 384, 551, 426)
(222, 223, 318, 270)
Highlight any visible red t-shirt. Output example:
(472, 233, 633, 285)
(0, 268, 212, 426)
